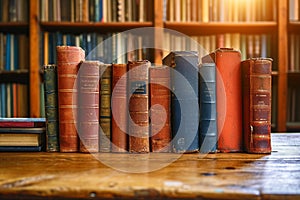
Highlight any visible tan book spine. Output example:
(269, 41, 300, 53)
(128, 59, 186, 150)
(78, 61, 100, 153)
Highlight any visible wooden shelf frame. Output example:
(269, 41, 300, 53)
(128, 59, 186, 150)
(164, 22, 278, 35)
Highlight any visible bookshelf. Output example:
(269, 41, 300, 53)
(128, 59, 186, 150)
(0, 0, 297, 132)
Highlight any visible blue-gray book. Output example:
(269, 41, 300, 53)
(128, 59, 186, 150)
(163, 51, 200, 153)
(199, 63, 218, 153)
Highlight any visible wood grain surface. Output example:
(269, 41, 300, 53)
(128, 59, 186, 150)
(0, 133, 299, 199)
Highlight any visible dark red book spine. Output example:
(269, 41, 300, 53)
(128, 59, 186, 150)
(56, 46, 85, 152)
(78, 61, 100, 153)
(149, 66, 171, 152)
(202, 48, 243, 152)
(242, 58, 272, 154)
(111, 64, 128, 152)
(128, 60, 150, 153)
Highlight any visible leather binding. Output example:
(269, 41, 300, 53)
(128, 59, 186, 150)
(149, 65, 171, 152)
(242, 58, 272, 154)
(111, 64, 128, 152)
(99, 64, 112, 152)
(43, 64, 59, 152)
(199, 63, 218, 153)
(56, 46, 85, 152)
(163, 51, 200, 153)
(78, 61, 100, 153)
(128, 60, 150, 153)
(202, 48, 243, 152)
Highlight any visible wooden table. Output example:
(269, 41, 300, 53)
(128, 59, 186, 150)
(0, 133, 299, 199)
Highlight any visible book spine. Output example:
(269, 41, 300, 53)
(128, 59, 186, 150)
(128, 60, 150, 153)
(149, 66, 171, 152)
(78, 61, 100, 153)
(99, 64, 112, 152)
(43, 64, 59, 152)
(242, 58, 272, 154)
(56, 46, 85, 152)
(199, 63, 218, 153)
(202, 48, 242, 152)
(163, 51, 199, 153)
(111, 63, 128, 152)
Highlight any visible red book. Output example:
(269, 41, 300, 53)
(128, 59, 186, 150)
(128, 60, 150, 153)
(242, 58, 272, 154)
(149, 66, 171, 152)
(202, 48, 243, 152)
(56, 46, 85, 152)
(111, 64, 128, 152)
(0, 118, 45, 128)
(78, 61, 100, 153)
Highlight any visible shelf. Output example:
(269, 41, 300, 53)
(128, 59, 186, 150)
(288, 21, 300, 33)
(286, 122, 300, 131)
(164, 21, 277, 35)
(0, 22, 28, 33)
(0, 70, 29, 84)
(287, 72, 300, 87)
(40, 22, 153, 34)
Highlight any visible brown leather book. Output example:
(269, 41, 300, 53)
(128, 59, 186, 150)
(128, 60, 150, 153)
(149, 66, 171, 152)
(78, 61, 100, 153)
(111, 64, 128, 152)
(99, 64, 112, 152)
(56, 46, 85, 152)
(202, 48, 243, 152)
(242, 58, 272, 154)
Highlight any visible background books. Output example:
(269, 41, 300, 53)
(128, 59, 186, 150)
(40, 0, 153, 22)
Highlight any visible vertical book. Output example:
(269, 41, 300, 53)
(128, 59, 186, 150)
(111, 63, 128, 152)
(78, 61, 100, 153)
(99, 64, 112, 152)
(202, 48, 243, 152)
(149, 65, 171, 152)
(56, 46, 85, 152)
(199, 63, 218, 153)
(43, 64, 59, 152)
(128, 60, 150, 153)
(163, 51, 200, 153)
(242, 58, 272, 154)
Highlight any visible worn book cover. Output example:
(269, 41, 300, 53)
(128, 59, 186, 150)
(78, 60, 100, 153)
(43, 64, 59, 152)
(99, 63, 112, 152)
(199, 63, 218, 153)
(202, 48, 243, 152)
(128, 60, 150, 153)
(163, 51, 199, 153)
(111, 63, 128, 152)
(149, 65, 171, 152)
(56, 46, 85, 152)
(242, 58, 272, 154)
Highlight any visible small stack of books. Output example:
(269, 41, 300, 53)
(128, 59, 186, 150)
(0, 118, 46, 152)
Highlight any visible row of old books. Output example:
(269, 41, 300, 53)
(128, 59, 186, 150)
(164, 0, 276, 22)
(0, 84, 28, 118)
(43, 46, 272, 154)
(41, 31, 151, 66)
(163, 33, 275, 67)
(0, 33, 29, 118)
(0, 118, 46, 151)
(40, 0, 153, 22)
(0, 0, 28, 22)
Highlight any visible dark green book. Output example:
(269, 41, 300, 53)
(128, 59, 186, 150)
(43, 64, 59, 152)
